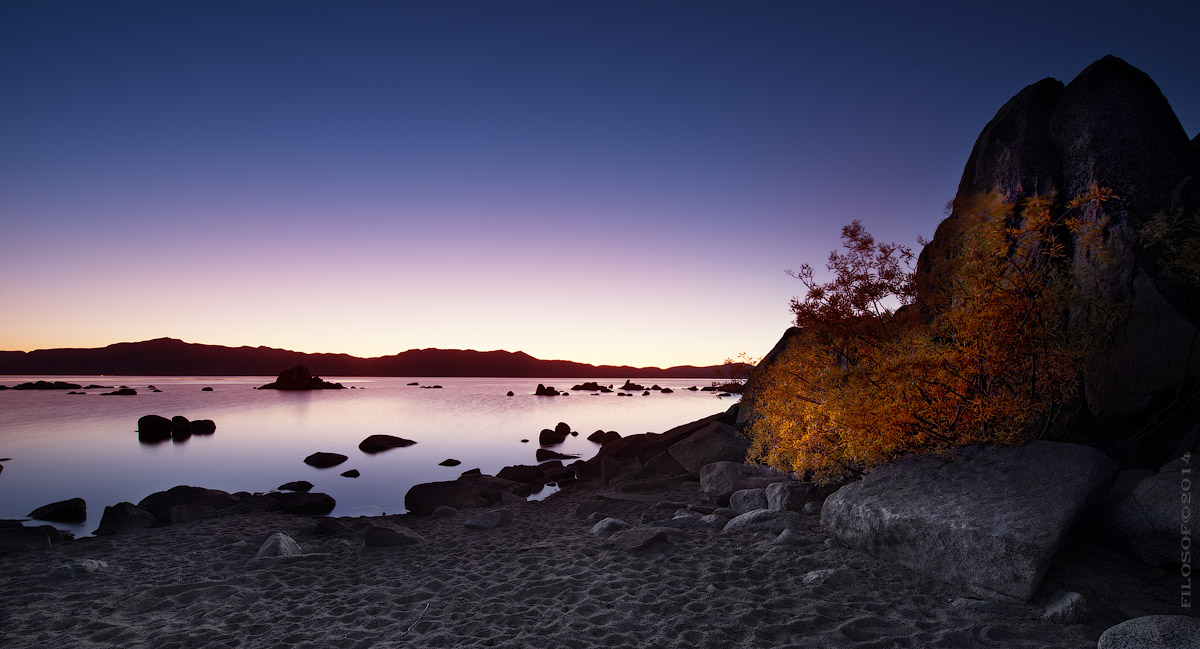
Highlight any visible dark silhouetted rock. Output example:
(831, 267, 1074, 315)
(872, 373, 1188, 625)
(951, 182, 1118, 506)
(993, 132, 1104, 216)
(341, 469, 360, 478)
(506, 391, 515, 396)
(496, 464, 545, 484)
(620, 380, 646, 391)
(101, 388, 137, 396)
(821, 441, 1118, 601)
(220, 495, 282, 516)
(137, 415, 173, 443)
(258, 366, 345, 390)
(534, 384, 560, 396)
(438, 458, 461, 467)
(304, 452, 348, 468)
(191, 419, 216, 435)
(93, 502, 157, 536)
(0, 526, 53, 553)
(278, 481, 313, 492)
(539, 428, 567, 446)
(28, 498, 86, 523)
(535, 448, 578, 462)
(405, 480, 487, 515)
(279, 492, 336, 515)
(137, 485, 239, 522)
(358, 434, 416, 454)
(170, 415, 192, 440)
(10, 380, 83, 390)
(201, 386, 213, 391)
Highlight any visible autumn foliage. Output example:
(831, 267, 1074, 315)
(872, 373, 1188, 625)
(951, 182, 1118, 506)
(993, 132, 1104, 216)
(744, 188, 1116, 482)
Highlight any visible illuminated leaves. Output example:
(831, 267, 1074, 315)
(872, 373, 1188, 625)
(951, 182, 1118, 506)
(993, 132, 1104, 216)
(746, 188, 1116, 483)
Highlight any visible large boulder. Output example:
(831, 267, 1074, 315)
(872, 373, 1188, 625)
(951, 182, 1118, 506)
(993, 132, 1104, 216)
(699, 461, 789, 506)
(667, 422, 751, 475)
(1097, 615, 1200, 649)
(255, 532, 301, 558)
(404, 480, 487, 515)
(137, 486, 239, 522)
(1110, 457, 1197, 566)
(303, 452, 348, 468)
(137, 415, 173, 443)
(93, 502, 157, 536)
(765, 481, 839, 512)
(277, 492, 336, 515)
(909, 56, 1200, 461)
(821, 441, 1118, 602)
(28, 498, 86, 523)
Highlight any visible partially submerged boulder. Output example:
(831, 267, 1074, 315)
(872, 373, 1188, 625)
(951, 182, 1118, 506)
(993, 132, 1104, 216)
(137, 486, 239, 523)
(821, 441, 1118, 601)
(303, 452, 348, 468)
(259, 366, 345, 390)
(28, 498, 86, 523)
(358, 435, 416, 454)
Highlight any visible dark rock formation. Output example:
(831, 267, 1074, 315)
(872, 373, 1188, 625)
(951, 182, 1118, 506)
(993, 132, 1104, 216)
(93, 502, 156, 536)
(496, 464, 546, 484)
(698, 462, 789, 506)
(667, 421, 751, 475)
(571, 382, 613, 392)
(169, 504, 217, 524)
(137, 485, 239, 522)
(535, 448, 578, 462)
(170, 416, 192, 437)
(278, 481, 313, 492)
(191, 419, 216, 435)
(405, 480, 488, 515)
(201, 386, 213, 391)
(358, 434, 416, 454)
(821, 441, 1118, 601)
(539, 428, 567, 446)
(137, 415, 173, 443)
(620, 380, 646, 391)
(258, 366, 345, 390)
(438, 458, 461, 467)
(1110, 457, 1197, 565)
(101, 388, 137, 396)
(28, 497, 86, 523)
(907, 56, 1200, 464)
(6, 380, 83, 390)
(341, 469, 360, 478)
(533, 383, 561, 396)
(277, 492, 336, 515)
(303, 452, 348, 468)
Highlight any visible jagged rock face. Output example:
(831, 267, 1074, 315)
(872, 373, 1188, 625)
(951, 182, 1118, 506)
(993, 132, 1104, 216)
(915, 55, 1200, 433)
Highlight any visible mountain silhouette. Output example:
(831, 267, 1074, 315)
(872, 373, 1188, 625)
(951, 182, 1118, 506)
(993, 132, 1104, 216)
(0, 338, 726, 378)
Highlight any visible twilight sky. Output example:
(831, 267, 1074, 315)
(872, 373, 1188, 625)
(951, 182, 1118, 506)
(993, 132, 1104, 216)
(2, 1, 1197, 368)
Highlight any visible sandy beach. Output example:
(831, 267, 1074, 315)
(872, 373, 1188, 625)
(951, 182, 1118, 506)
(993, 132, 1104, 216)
(1, 475, 1184, 649)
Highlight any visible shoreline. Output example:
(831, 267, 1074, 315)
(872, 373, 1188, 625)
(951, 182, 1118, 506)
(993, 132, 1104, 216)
(1, 470, 1186, 648)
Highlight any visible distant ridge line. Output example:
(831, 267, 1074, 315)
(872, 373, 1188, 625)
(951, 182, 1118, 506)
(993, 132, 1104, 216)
(0, 338, 725, 379)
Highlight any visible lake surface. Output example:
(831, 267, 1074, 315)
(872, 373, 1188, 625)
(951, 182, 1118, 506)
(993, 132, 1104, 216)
(0, 376, 737, 533)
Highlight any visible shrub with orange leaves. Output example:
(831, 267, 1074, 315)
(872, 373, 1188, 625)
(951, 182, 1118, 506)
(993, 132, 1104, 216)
(744, 188, 1116, 483)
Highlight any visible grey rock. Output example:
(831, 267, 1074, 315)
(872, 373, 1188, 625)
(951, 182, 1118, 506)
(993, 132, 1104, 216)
(729, 488, 768, 514)
(698, 461, 789, 506)
(821, 441, 1118, 601)
(1097, 615, 1200, 649)
(802, 502, 821, 515)
(590, 517, 630, 536)
(667, 422, 751, 474)
(50, 559, 109, 579)
(255, 532, 301, 558)
(93, 502, 157, 536)
(766, 481, 837, 512)
(1112, 467, 1198, 565)
(603, 527, 679, 552)
(1040, 590, 1091, 624)
(464, 509, 513, 530)
(802, 568, 842, 585)
(723, 509, 804, 535)
(698, 514, 729, 529)
(364, 522, 423, 547)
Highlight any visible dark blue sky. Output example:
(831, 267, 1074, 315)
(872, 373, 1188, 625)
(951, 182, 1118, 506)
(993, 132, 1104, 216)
(2, 1, 1197, 365)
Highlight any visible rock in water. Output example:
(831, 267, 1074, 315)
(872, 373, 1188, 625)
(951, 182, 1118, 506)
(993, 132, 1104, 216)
(137, 415, 173, 443)
(821, 441, 1117, 602)
(258, 366, 345, 390)
(358, 434, 416, 454)
(28, 498, 86, 523)
(303, 452, 348, 468)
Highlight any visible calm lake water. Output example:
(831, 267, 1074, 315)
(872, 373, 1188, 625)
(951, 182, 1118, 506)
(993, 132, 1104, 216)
(0, 376, 737, 533)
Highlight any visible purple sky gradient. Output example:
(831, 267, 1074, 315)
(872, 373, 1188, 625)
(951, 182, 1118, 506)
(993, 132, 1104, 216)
(2, 1, 1197, 367)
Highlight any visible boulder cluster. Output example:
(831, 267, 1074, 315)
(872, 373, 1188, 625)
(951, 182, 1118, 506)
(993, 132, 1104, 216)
(137, 414, 216, 443)
(257, 365, 345, 390)
(92, 485, 337, 536)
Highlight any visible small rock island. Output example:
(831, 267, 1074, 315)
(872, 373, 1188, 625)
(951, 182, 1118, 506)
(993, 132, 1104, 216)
(258, 366, 345, 390)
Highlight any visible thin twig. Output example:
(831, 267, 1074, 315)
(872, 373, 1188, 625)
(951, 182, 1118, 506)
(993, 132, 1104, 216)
(403, 603, 431, 635)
